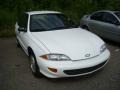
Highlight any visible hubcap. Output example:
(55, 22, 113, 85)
(30, 56, 36, 73)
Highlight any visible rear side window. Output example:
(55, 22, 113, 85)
(102, 12, 119, 25)
(115, 12, 120, 19)
(18, 13, 28, 29)
(90, 12, 104, 21)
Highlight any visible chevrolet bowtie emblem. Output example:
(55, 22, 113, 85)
(85, 54, 90, 57)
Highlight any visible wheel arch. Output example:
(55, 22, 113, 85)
(28, 46, 42, 77)
(28, 46, 34, 56)
(27, 46, 42, 62)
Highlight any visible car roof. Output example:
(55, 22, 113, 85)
(93, 10, 119, 14)
(26, 11, 61, 15)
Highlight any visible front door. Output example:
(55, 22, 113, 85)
(17, 13, 29, 51)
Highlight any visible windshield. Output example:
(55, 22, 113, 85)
(30, 14, 77, 32)
(114, 12, 120, 19)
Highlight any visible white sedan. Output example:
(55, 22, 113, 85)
(15, 11, 110, 78)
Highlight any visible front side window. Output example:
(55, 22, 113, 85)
(30, 14, 76, 32)
(90, 12, 104, 21)
(18, 13, 28, 29)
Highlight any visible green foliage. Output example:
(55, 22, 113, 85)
(0, 0, 120, 37)
(0, 29, 15, 37)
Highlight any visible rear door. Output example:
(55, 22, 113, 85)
(88, 12, 105, 37)
(101, 12, 120, 42)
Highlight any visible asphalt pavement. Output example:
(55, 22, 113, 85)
(0, 37, 120, 90)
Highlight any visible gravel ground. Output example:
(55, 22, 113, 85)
(0, 37, 120, 90)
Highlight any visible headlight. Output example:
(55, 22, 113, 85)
(40, 54, 71, 61)
(100, 44, 107, 53)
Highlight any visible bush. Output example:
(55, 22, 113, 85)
(0, 0, 120, 37)
(0, 10, 16, 29)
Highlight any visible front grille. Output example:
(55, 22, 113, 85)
(64, 60, 107, 75)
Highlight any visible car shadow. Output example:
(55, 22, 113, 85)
(103, 39, 120, 48)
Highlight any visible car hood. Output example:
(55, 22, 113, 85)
(31, 28, 104, 60)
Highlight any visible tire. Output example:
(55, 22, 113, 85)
(16, 39, 20, 47)
(29, 52, 42, 77)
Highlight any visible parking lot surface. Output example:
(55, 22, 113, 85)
(0, 38, 120, 90)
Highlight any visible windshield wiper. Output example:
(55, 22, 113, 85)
(30, 28, 47, 32)
(49, 26, 69, 30)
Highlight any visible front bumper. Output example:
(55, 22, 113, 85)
(37, 49, 110, 78)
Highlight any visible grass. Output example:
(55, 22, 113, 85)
(0, 29, 15, 38)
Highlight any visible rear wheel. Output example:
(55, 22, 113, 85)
(29, 52, 42, 77)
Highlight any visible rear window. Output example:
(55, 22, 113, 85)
(114, 12, 120, 19)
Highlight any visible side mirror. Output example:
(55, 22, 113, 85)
(18, 27, 27, 32)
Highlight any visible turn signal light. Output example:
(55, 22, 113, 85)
(48, 67, 57, 73)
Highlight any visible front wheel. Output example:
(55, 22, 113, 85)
(29, 53, 42, 77)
